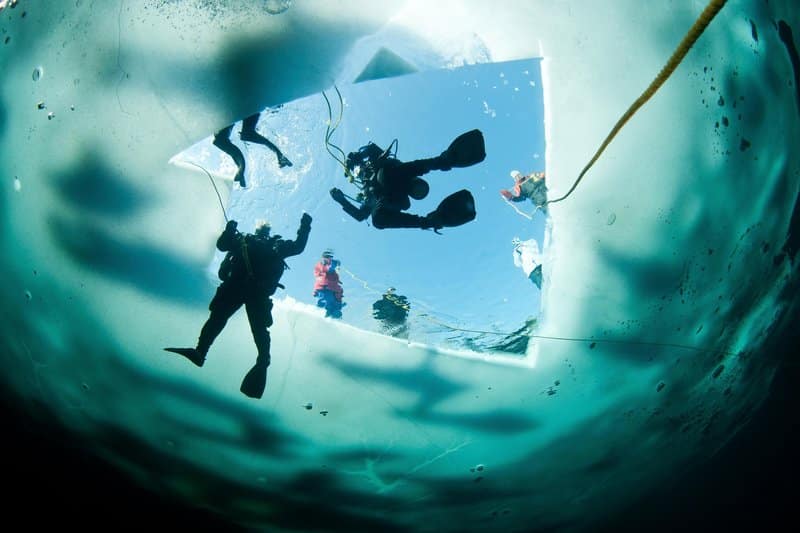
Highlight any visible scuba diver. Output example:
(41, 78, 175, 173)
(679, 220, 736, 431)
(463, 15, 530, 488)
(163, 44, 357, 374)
(312, 249, 344, 319)
(501, 170, 548, 213)
(372, 287, 410, 339)
(213, 112, 293, 187)
(164, 213, 312, 399)
(329, 129, 486, 231)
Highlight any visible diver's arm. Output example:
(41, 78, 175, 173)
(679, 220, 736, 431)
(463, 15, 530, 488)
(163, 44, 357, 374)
(216, 220, 241, 252)
(278, 213, 312, 258)
(331, 188, 371, 221)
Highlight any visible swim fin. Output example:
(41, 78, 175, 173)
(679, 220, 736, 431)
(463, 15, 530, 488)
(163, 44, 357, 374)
(426, 189, 476, 229)
(440, 129, 486, 168)
(164, 347, 205, 367)
(240, 361, 269, 399)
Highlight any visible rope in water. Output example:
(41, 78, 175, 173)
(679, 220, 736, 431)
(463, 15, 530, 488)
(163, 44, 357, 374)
(322, 85, 354, 180)
(546, 0, 728, 206)
(186, 161, 229, 222)
(341, 267, 733, 356)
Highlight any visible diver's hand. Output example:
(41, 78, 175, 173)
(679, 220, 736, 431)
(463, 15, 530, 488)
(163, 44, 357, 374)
(330, 187, 345, 203)
(301, 212, 312, 227)
(225, 220, 238, 232)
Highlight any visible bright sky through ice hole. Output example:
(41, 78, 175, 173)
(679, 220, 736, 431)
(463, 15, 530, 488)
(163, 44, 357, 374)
(173, 58, 547, 354)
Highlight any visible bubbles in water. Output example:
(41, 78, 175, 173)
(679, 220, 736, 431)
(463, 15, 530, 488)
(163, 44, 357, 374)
(607, 213, 617, 226)
(264, 0, 291, 15)
(24, 290, 32, 301)
(32, 66, 43, 81)
(13, 176, 21, 191)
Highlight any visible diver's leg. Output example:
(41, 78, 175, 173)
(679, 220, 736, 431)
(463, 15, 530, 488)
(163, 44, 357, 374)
(166, 283, 242, 365)
(239, 113, 293, 168)
(240, 293, 273, 399)
(394, 157, 450, 177)
(198, 283, 244, 355)
(213, 125, 247, 186)
(244, 293, 273, 367)
(371, 207, 435, 229)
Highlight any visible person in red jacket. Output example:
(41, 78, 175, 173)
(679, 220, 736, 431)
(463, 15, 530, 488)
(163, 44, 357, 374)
(500, 170, 548, 213)
(313, 250, 344, 318)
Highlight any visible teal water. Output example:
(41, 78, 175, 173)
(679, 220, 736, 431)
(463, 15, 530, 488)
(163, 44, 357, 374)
(1, 1, 798, 531)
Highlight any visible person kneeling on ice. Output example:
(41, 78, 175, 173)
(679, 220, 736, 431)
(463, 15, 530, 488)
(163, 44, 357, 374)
(312, 249, 344, 319)
(500, 170, 548, 213)
(165, 213, 311, 399)
(329, 129, 486, 232)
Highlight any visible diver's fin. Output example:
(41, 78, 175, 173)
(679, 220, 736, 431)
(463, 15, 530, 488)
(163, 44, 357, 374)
(426, 189, 476, 229)
(164, 347, 205, 367)
(240, 362, 269, 399)
(440, 129, 486, 168)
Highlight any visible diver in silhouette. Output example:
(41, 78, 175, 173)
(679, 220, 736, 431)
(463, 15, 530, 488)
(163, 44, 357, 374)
(313, 249, 344, 319)
(329, 129, 486, 231)
(213, 112, 293, 187)
(372, 287, 410, 338)
(165, 213, 311, 399)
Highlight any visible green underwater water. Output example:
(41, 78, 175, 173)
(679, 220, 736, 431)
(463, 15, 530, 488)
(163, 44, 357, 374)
(1, 1, 798, 531)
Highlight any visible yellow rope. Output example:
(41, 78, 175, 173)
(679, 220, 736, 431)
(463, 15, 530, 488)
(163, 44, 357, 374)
(546, 0, 728, 206)
(342, 268, 411, 312)
(322, 85, 358, 183)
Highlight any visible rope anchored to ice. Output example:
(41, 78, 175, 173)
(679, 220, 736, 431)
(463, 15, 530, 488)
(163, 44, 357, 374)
(546, 0, 728, 207)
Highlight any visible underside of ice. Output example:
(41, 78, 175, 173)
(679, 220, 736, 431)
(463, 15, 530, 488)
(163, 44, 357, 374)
(1, 1, 798, 531)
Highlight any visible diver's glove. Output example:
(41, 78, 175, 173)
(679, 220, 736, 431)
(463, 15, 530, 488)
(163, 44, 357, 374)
(330, 187, 346, 203)
(223, 220, 239, 238)
(330, 259, 340, 270)
(301, 213, 312, 227)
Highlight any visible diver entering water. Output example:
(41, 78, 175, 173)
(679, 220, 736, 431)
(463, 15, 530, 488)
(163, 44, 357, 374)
(213, 112, 293, 188)
(372, 287, 410, 339)
(329, 129, 486, 231)
(164, 213, 311, 399)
